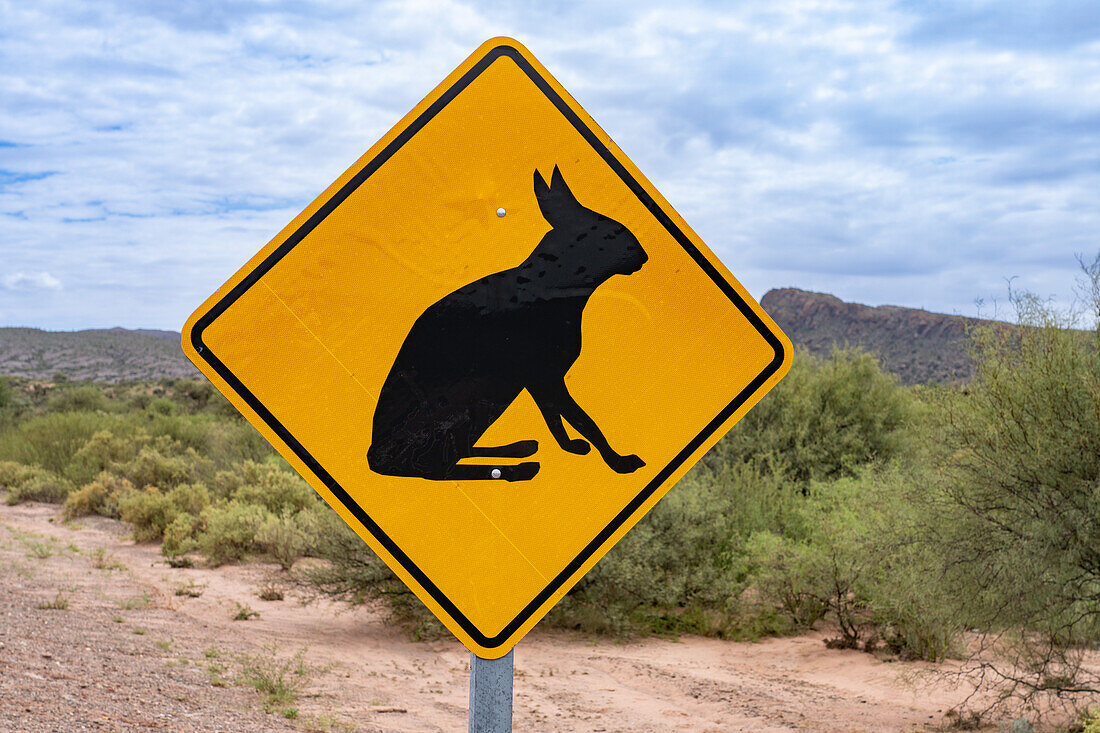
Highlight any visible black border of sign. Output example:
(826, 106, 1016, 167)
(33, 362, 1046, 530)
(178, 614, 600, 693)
(190, 44, 786, 649)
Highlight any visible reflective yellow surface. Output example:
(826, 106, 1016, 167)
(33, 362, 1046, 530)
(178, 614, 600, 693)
(183, 38, 791, 658)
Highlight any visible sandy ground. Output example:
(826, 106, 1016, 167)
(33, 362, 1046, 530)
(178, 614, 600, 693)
(0, 500, 997, 732)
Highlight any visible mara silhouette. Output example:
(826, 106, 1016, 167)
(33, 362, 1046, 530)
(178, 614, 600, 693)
(367, 166, 648, 482)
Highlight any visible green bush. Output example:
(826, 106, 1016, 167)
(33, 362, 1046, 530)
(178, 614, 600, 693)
(46, 385, 107, 413)
(547, 461, 791, 638)
(1077, 708, 1100, 733)
(197, 501, 271, 566)
(66, 430, 144, 486)
(115, 446, 194, 490)
(5, 470, 73, 505)
(0, 459, 41, 489)
(166, 483, 212, 516)
(743, 532, 828, 630)
(0, 412, 116, 476)
(927, 258, 1100, 699)
(294, 508, 447, 639)
(256, 511, 315, 571)
(146, 397, 178, 416)
(162, 513, 201, 557)
(708, 347, 913, 483)
(117, 486, 178, 542)
(63, 473, 133, 519)
(230, 461, 316, 515)
(0, 460, 74, 504)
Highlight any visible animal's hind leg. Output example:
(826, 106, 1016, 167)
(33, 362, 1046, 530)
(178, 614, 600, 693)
(467, 440, 538, 459)
(445, 462, 540, 482)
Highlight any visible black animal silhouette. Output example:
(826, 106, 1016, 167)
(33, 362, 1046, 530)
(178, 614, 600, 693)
(367, 166, 648, 482)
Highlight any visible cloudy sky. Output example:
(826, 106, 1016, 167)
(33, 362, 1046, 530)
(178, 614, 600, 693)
(1, 1, 1098, 330)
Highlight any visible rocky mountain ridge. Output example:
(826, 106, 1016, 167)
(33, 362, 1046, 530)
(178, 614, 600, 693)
(761, 288, 980, 385)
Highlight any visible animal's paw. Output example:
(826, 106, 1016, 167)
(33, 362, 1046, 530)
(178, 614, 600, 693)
(563, 438, 591, 455)
(502, 462, 540, 482)
(608, 454, 645, 474)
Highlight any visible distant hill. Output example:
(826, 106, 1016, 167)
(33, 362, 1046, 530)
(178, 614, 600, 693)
(761, 288, 982, 385)
(0, 327, 196, 382)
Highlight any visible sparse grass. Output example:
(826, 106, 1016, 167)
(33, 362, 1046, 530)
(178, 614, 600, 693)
(36, 591, 69, 610)
(25, 540, 54, 559)
(204, 647, 222, 659)
(154, 640, 171, 651)
(205, 661, 231, 687)
(132, 627, 146, 635)
(232, 602, 260, 621)
(111, 616, 123, 623)
(91, 547, 125, 571)
(257, 581, 284, 601)
(174, 579, 205, 598)
(237, 644, 319, 711)
(299, 713, 356, 732)
(118, 590, 151, 610)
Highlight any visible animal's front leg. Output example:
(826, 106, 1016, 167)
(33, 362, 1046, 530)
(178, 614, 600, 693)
(530, 387, 591, 455)
(531, 380, 644, 473)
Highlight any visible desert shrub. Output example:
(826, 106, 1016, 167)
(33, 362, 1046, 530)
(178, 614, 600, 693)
(0, 412, 116, 476)
(162, 513, 201, 557)
(1, 460, 74, 504)
(172, 379, 239, 417)
(144, 412, 269, 469)
(708, 347, 913, 483)
(736, 466, 959, 661)
(230, 461, 316, 515)
(197, 501, 271, 566)
(210, 468, 244, 499)
(4, 469, 73, 505)
(743, 532, 829, 630)
(66, 430, 144, 486)
(0, 378, 16, 431)
(63, 473, 133, 519)
(744, 480, 871, 647)
(294, 508, 446, 639)
(0, 460, 40, 489)
(256, 511, 315, 571)
(1077, 708, 1100, 733)
(166, 482, 212, 516)
(117, 486, 178, 542)
(146, 397, 177, 416)
(114, 446, 194, 490)
(46, 385, 107, 413)
(547, 461, 792, 637)
(126, 392, 153, 411)
(926, 257, 1100, 702)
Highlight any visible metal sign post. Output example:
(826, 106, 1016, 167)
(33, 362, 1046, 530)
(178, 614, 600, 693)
(469, 650, 513, 732)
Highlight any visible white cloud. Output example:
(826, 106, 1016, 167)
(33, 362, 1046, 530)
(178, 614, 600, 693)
(2, 271, 62, 291)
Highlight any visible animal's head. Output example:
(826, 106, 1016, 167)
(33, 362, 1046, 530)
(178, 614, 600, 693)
(533, 166, 648, 282)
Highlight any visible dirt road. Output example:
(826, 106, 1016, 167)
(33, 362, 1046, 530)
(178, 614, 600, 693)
(0, 500, 982, 732)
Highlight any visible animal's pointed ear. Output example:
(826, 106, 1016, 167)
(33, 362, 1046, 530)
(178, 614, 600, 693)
(550, 165, 581, 209)
(533, 169, 551, 204)
(534, 166, 581, 228)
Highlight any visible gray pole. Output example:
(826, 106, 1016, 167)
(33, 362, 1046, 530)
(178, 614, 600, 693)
(468, 650, 513, 732)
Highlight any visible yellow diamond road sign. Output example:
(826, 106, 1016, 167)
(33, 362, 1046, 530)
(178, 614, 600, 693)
(183, 37, 792, 658)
